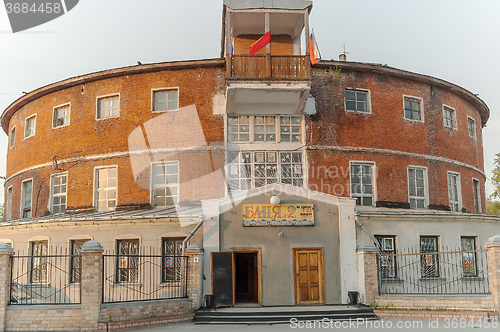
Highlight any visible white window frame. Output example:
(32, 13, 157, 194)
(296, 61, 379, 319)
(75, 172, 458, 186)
(442, 104, 457, 129)
(52, 103, 71, 129)
(344, 88, 372, 114)
(472, 178, 481, 213)
(24, 114, 37, 138)
(9, 126, 15, 148)
(94, 166, 118, 211)
(151, 87, 179, 113)
(403, 95, 424, 123)
(227, 115, 303, 143)
(6, 186, 13, 221)
(467, 116, 476, 139)
(20, 178, 33, 219)
(50, 172, 68, 215)
(96, 93, 120, 120)
(447, 171, 462, 212)
(407, 166, 429, 209)
(349, 161, 376, 207)
(151, 161, 180, 207)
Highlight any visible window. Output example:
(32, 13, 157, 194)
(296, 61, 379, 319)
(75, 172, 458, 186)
(468, 117, 476, 138)
(404, 96, 423, 121)
(350, 162, 375, 206)
(53, 104, 70, 128)
(153, 89, 178, 112)
(30, 241, 48, 283)
(51, 173, 67, 214)
(97, 95, 119, 119)
(162, 238, 183, 282)
(420, 236, 439, 278)
(408, 166, 427, 209)
(21, 179, 33, 218)
(6, 186, 12, 221)
(24, 115, 36, 138)
(461, 236, 477, 277)
(473, 179, 481, 213)
(152, 162, 179, 206)
(376, 235, 397, 279)
(227, 151, 303, 193)
(9, 127, 15, 148)
(443, 105, 456, 129)
(447, 172, 461, 212)
(227, 116, 302, 143)
(95, 167, 117, 211)
(345, 89, 370, 113)
(117, 239, 139, 283)
(70, 239, 88, 283)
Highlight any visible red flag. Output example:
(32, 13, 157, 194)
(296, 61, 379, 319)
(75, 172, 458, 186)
(249, 30, 271, 57)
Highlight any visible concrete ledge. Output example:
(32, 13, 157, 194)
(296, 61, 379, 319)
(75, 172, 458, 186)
(98, 313, 194, 331)
(374, 309, 499, 321)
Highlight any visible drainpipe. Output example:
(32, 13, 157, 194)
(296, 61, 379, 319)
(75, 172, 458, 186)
(182, 219, 205, 256)
(354, 213, 380, 251)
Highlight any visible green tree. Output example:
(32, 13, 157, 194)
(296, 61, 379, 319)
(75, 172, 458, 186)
(487, 197, 500, 215)
(488, 153, 500, 215)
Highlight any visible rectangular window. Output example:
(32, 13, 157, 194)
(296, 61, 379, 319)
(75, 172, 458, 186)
(473, 179, 481, 212)
(95, 167, 117, 211)
(404, 96, 422, 121)
(408, 167, 427, 209)
(254, 116, 277, 142)
(227, 151, 303, 194)
(228, 116, 250, 142)
(117, 239, 139, 283)
(162, 238, 183, 282)
(97, 95, 119, 119)
(21, 179, 33, 218)
(9, 127, 15, 148)
(350, 163, 374, 206)
(24, 115, 36, 138)
(461, 236, 477, 277)
(447, 172, 461, 212)
(53, 104, 70, 128)
(153, 89, 178, 112)
(6, 186, 12, 221)
(70, 239, 87, 283)
(468, 117, 476, 138)
(152, 162, 179, 207)
(420, 236, 439, 278)
(376, 235, 397, 279)
(51, 173, 67, 214)
(345, 89, 370, 113)
(30, 241, 48, 283)
(227, 116, 302, 143)
(443, 105, 456, 129)
(280, 116, 302, 142)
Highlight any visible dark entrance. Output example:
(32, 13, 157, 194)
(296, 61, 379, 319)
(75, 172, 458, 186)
(234, 252, 258, 304)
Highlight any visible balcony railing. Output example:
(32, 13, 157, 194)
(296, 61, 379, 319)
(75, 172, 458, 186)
(229, 55, 309, 79)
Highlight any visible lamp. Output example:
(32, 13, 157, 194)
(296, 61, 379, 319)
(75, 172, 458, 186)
(270, 195, 280, 206)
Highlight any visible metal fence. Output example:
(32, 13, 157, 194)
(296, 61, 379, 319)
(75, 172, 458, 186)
(102, 248, 188, 303)
(378, 247, 490, 295)
(10, 248, 81, 304)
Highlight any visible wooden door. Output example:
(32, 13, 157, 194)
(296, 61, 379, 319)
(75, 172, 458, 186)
(294, 248, 325, 305)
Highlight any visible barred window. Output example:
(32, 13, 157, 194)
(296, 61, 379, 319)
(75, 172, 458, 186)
(461, 236, 477, 277)
(117, 239, 139, 283)
(162, 238, 183, 283)
(70, 239, 88, 283)
(420, 236, 439, 278)
(30, 241, 48, 283)
(376, 236, 397, 279)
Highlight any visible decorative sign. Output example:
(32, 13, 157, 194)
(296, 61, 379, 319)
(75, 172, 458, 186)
(242, 203, 314, 226)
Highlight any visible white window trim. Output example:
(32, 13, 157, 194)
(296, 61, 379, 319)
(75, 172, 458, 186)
(407, 165, 429, 209)
(49, 172, 68, 215)
(403, 95, 424, 123)
(52, 102, 71, 129)
(93, 165, 118, 211)
(349, 161, 377, 207)
(226, 115, 304, 144)
(467, 116, 476, 139)
(96, 93, 120, 120)
(20, 178, 33, 219)
(6, 186, 13, 221)
(150, 161, 180, 207)
(472, 177, 481, 213)
(24, 114, 37, 139)
(447, 171, 462, 212)
(151, 87, 179, 113)
(344, 88, 372, 114)
(9, 126, 16, 148)
(442, 104, 457, 130)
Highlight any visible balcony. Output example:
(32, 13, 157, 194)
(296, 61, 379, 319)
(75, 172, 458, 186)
(228, 55, 309, 80)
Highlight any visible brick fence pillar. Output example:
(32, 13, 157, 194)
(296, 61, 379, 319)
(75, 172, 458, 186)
(0, 243, 13, 332)
(80, 240, 103, 332)
(358, 244, 378, 306)
(185, 244, 202, 309)
(486, 235, 500, 314)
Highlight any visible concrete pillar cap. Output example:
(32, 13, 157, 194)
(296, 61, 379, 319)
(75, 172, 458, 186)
(81, 240, 103, 251)
(0, 242, 14, 253)
(487, 235, 500, 245)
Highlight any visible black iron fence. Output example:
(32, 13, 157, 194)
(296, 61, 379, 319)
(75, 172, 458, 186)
(378, 247, 490, 295)
(10, 248, 81, 304)
(102, 248, 188, 303)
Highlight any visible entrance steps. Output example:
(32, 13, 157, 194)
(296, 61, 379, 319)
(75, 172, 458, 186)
(194, 305, 377, 325)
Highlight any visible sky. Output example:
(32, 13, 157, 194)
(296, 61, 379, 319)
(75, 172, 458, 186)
(0, 0, 499, 202)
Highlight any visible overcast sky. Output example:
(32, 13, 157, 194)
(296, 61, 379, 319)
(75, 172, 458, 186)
(0, 0, 499, 202)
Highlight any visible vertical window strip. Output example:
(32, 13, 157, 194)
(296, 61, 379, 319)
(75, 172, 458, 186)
(408, 168, 426, 209)
(96, 167, 117, 211)
(52, 174, 67, 214)
(22, 180, 32, 218)
(350, 163, 374, 206)
(152, 162, 179, 206)
(448, 173, 460, 212)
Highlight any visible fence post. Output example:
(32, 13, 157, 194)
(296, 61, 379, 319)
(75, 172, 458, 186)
(80, 240, 103, 332)
(0, 243, 13, 332)
(486, 235, 500, 315)
(358, 244, 378, 306)
(185, 244, 202, 309)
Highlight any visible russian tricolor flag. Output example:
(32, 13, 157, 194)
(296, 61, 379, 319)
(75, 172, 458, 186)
(309, 30, 321, 65)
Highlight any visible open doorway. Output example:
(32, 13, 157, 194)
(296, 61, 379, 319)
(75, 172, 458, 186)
(234, 252, 259, 304)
